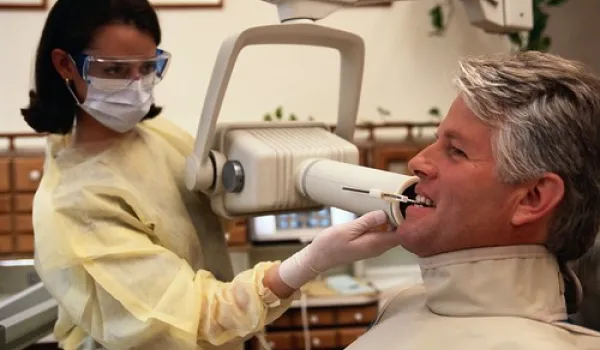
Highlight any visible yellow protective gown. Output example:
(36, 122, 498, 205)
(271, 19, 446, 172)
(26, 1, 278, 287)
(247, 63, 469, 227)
(346, 245, 600, 350)
(32, 118, 295, 350)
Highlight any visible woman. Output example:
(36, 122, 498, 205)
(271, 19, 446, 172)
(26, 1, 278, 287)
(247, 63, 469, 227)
(23, 0, 402, 349)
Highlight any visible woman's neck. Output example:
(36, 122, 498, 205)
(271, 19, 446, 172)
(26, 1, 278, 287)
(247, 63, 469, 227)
(72, 112, 123, 147)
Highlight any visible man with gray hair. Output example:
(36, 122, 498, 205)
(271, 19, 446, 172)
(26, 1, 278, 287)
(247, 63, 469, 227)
(347, 51, 600, 349)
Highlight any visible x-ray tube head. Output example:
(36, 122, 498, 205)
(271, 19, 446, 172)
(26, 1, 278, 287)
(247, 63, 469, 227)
(296, 158, 419, 226)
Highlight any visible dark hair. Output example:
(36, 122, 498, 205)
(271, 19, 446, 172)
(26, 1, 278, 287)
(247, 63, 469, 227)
(21, 0, 163, 134)
(570, 239, 600, 331)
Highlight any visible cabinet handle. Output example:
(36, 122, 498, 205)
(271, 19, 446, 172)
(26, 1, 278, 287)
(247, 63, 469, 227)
(309, 314, 319, 323)
(29, 169, 41, 182)
(311, 337, 321, 347)
(354, 312, 364, 321)
(224, 232, 230, 241)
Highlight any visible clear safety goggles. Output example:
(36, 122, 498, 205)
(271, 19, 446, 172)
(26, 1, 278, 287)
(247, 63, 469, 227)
(72, 49, 171, 91)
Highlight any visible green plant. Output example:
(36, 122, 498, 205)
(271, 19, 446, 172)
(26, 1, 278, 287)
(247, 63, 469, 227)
(428, 0, 569, 52)
(376, 106, 441, 121)
(263, 106, 297, 121)
(376, 106, 392, 119)
(428, 107, 441, 120)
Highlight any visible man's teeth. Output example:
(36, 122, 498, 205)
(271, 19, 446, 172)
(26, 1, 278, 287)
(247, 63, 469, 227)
(415, 194, 434, 207)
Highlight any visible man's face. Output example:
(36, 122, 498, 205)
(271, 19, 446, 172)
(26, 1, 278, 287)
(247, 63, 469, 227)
(396, 96, 526, 257)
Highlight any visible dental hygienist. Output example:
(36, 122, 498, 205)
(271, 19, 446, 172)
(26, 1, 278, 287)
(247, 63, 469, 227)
(22, 0, 403, 349)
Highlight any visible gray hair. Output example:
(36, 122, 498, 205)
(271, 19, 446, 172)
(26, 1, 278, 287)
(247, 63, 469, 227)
(453, 51, 600, 262)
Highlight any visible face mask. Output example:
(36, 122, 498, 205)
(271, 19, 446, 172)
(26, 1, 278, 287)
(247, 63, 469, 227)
(68, 77, 154, 133)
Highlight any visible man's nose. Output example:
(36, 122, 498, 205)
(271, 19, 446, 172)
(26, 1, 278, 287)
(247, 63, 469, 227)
(408, 147, 437, 179)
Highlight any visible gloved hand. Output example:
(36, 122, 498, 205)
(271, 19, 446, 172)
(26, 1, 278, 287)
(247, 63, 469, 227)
(278, 210, 399, 289)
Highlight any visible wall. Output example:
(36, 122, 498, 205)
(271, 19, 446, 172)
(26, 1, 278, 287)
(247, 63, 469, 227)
(545, 0, 600, 74)
(0, 0, 510, 136)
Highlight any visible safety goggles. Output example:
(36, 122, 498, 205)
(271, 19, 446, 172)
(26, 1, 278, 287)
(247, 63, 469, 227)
(72, 49, 171, 91)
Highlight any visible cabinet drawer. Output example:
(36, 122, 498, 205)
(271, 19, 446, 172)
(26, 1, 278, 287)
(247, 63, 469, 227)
(294, 330, 336, 349)
(0, 158, 9, 192)
(0, 194, 11, 212)
(13, 157, 44, 192)
(336, 305, 378, 325)
(269, 312, 293, 329)
(292, 308, 335, 327)
(0, 214, 10, 233)
(259, 332, 294, 350)
(14, 214, 33, 233)
(0, 235, 12, 253)
(15, 234, 34, 253)
(224, 219, 247, 245)
(338, 327, 368, 347)
(14, 193, 34, 212)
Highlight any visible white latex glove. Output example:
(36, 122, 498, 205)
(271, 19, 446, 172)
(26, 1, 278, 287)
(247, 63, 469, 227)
(278, 210, 399, 289)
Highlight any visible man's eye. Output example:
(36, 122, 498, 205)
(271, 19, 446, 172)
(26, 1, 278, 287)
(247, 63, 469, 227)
(448, 146, 467, 158)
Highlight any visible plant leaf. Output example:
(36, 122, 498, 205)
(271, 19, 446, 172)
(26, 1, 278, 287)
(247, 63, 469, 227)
(508, 33, 523, 48)
(547, 0, 568, 6)
(428, 107, 440, 117)
(526, 5, 549, 51)
(429, 5, 444, 32)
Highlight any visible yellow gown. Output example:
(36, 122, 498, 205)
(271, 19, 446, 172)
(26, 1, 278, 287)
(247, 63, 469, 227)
(32, 118, 294, 350)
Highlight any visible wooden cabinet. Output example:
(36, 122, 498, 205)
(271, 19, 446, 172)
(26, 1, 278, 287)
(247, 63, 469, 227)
(248, 300, 378, 350)
(0, 133, 248, 259)
(371, 144, 423, 173)
(0, 149, 44, 258)
(353, 121, 438, 171)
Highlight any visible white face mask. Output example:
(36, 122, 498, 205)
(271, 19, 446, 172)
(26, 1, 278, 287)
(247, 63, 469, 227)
(68, 77, 154, 133)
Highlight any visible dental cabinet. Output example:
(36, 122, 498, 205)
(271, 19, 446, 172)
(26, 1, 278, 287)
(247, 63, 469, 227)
(248, 294, 380, 350)
(0, 134, 45, 258)
(0, 133, 250, 259)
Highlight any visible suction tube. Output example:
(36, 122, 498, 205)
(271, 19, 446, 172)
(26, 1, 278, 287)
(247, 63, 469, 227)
(296, 158, 419, 227)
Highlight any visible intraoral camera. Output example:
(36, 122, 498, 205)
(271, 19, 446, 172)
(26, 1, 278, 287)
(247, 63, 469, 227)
(184, 0, 533, 226)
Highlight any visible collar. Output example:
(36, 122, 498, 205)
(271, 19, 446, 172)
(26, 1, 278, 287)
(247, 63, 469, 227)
(418, 245, 567, 323)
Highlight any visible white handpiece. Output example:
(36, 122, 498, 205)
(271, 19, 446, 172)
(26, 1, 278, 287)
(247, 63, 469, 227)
(367, 189, 417, 204)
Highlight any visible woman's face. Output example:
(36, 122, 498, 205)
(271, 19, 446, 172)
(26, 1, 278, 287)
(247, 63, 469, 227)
(52, 23, 158, 102)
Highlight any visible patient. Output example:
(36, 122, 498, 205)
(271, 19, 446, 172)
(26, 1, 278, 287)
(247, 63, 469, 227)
(347, 51, 600, 349)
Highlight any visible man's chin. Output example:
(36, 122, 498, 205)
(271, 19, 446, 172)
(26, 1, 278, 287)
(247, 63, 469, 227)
(395, 225, 434, 256)
(396, 224, 425, 255)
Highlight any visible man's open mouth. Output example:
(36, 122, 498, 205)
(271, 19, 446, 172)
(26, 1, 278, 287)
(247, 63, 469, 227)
(398, 184, 435, 218)
(413, 194, 435, 208)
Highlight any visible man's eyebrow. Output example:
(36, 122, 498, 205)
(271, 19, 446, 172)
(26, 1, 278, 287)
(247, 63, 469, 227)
(434, 130, 466, 142)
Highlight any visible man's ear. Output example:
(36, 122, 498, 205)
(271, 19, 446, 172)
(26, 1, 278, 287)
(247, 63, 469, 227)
(50, 48, 78, 81)
(511, 173, 564, 227)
